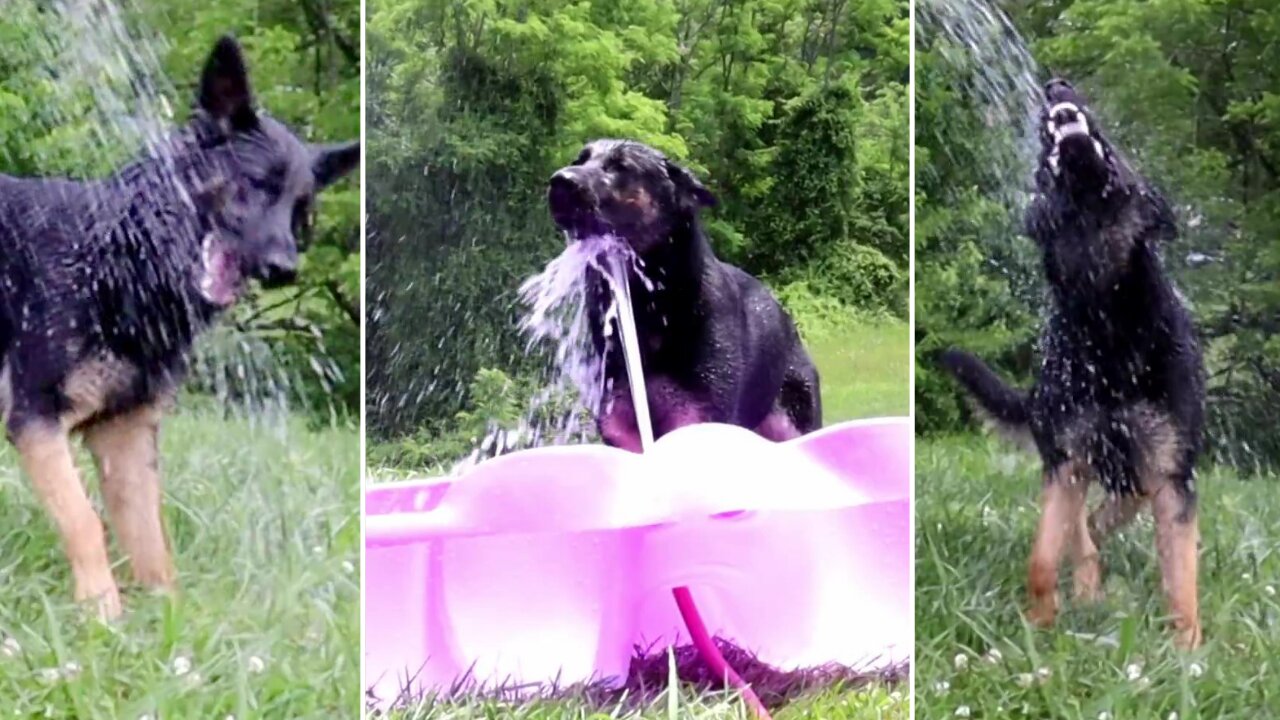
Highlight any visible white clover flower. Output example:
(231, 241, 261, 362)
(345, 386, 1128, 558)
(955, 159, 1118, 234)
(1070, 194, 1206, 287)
(1188, 662, 1204, 678)
(0, 638, 19, 658)
(1016, 673, 1035, 688)
(38, 667, 60, 682)
(172, 655, 192, 676)
(1036, 666, 1052, 681)
(1098, 712, 1112, 720)
(1125, 663, 1143, 681)
(1265, 585, 1276, 597)
(984, 647, 1003, 664)
(62, 661, 81, 678)
(956, 706, 971, 717)
(247, 655, 266, 674)
(341, 560, 355, 575)
(1243, 573, 1252, 581)
(933, 680, 951, 695)
(954, 653, 969, 670)
(1168, 712, 1179, 720)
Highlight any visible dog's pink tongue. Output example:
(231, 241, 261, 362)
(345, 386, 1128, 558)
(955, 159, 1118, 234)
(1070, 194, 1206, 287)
(199, 235, 241, 307)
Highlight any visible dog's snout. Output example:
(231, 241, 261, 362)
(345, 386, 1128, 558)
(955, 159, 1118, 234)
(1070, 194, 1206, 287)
(253, 251, 298, 288)
(548, 168, 593, 221)
(1044, 79, 1076, 103)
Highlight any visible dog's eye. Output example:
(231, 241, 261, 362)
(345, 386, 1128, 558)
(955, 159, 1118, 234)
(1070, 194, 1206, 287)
(603, 157, 632, 174)
(292, 198, 314, 239)
(250, 175, 283, 196)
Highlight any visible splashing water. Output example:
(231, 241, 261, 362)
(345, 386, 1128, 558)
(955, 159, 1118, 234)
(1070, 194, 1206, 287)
(602, 251, 655, 451)
(460, 236, 654, 466)
(919, 0, 1043, 203)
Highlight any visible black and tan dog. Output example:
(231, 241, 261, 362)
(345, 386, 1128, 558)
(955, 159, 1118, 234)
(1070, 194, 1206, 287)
(547, 139, 821, 451)
(0, 36, 358, 618)
(941, 79, 1205, 648)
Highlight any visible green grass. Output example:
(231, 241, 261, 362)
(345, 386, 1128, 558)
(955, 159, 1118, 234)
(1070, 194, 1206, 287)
(806, 318, 910, 422)
(385, 683, 908, 719)
(916, 436, 1280, 719)
(0, 404, 359, 718)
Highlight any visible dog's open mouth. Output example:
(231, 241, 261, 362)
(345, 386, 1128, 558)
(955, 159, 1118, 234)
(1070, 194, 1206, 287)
(1046, 101, 1106, 177)
(198, 234, 243, 307)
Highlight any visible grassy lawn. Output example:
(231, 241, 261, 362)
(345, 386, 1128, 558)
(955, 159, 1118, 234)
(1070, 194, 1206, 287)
(916, 435, 1280, 719)
(385, 683, 908, 719)
(0, 404, 359, 718)
(807, 319, 910, 422)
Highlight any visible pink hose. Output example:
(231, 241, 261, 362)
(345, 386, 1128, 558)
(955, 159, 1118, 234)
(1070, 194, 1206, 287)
(672, 586, 773, 720)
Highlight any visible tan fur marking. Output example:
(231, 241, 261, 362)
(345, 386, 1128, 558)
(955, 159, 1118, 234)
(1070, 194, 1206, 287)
(1027, 465, 1088, 626)
(84, 405, 174, 590)
(1071, 492, 1103, 602)
(15, 425, 121, 618)
(61, 355, 137, 429)
(1151, 483, 1201, 649)
(621, 187, 658, 223)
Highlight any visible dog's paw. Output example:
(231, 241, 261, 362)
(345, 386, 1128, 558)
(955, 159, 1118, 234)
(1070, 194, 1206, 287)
(1173, 621, 1202, 651)
(78, 583, 123, 621)
(1026, 593, 1059, 628)
(1073, 563, 1104, 603)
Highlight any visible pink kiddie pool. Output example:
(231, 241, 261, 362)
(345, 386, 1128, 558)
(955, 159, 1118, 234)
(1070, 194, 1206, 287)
(364, 417, 911, 708)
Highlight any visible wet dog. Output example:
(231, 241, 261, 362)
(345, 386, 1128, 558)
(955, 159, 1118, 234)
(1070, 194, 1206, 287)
(547, 139, 821, 451)
(0, 36, 359, 618)
(941, 79, 1205, 648)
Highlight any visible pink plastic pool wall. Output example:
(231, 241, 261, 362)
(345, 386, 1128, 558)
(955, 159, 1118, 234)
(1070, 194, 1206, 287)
(364, 418, 911, 703)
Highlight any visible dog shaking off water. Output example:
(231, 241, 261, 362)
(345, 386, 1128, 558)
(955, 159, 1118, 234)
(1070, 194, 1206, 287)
(546, 140, 821, 451)
(0, 37, 358, 618)
(941, 80, 1206, 648)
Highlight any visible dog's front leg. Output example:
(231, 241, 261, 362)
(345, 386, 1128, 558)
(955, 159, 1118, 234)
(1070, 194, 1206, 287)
(85, 405, 175, 591)
(1152, 484, 1201, 649)
(14, 423, 122, 618)
(1027, 463, 1088, 627)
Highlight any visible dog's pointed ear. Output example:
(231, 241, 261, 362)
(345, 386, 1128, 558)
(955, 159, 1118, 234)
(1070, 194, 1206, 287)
(664, 159, 717, 209)
(312, 141, 361, 190)
(197, 35, 257, 132)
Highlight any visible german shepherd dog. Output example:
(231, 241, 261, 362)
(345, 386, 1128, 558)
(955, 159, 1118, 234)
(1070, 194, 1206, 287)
(941, 80, 1205, 648)
(547, 139, 821, 451)
(0, 36, 358, 618)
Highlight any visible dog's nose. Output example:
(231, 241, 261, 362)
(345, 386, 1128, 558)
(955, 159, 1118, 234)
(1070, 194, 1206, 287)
(1044, 79, 1076, 104)
(254, 251, 298, 288)
(548, 169, 590, 215)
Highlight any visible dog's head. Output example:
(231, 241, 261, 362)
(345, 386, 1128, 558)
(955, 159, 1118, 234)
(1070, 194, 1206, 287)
(190, 36, 359, 307)
(1036, 79, 1132, 199)
(547, 139, 715, 253)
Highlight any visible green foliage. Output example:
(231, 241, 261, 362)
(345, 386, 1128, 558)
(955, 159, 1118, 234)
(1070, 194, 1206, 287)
(916, 1, 1280, 467)
(0, 1, 360, 422)
(368, 0, 910, 440)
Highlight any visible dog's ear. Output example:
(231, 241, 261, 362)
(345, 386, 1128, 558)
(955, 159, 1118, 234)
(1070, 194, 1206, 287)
(312, 141, 361, 190)
(197, 35, 257, 132)
(664, 159, 717, 210)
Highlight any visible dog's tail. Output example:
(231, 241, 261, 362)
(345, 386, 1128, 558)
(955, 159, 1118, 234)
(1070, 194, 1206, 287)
(939, 348, 1033, 448)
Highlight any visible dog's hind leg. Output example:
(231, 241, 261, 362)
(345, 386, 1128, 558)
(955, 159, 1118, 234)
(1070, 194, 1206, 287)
(1152, 482, 1201, 649)
(1028, 463, 1088, 627)
(85, 405, 174, 591)
(14, 423, 122, 619)
(1070, 493, 1103, 603)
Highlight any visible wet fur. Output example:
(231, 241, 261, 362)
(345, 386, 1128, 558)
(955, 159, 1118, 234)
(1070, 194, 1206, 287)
(548, 140, 821, 450)
(0, 36, 358, 617)
(940, 80, 1205, 647)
